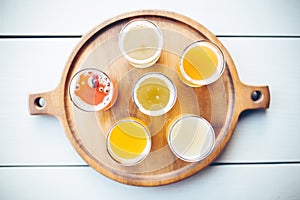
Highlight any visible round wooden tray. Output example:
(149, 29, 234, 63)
(29, 10, 270, 186)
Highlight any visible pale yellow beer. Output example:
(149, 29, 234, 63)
(119, 19, 163, 68)
(167, 114, 215, 162)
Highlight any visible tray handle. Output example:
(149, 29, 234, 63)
(28, 87, 63, 118)
(236, 83, 270, 114)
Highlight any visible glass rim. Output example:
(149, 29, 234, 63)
(69, 68, 115, 112)
(179, 40, 225, 86)
(106, 118, 152, 166)
(132, 72, 177, 116)
(118, 18, 163, 66)
(167, 114, 215, 162)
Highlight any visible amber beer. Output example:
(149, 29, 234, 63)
(106, 118, 151, 166)
(179, 40, 225, 87)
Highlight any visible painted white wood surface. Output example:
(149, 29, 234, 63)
(0, 0, 299, 199)
(1, 164, 300, 200)
(0, 0, 300, 36)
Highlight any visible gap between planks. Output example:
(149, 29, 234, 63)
(0, 35, 300, 39)
(1, 161, 300, 168)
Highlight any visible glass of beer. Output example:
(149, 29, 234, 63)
(106, 118, 151, 166)
(69, 68, 118, 112)
(132, 72, 177, 116)
(166, 114, 215, 162)
(118, 19, 163, 68)
(179, 40, 225, 87)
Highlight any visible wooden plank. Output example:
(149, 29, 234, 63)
(0, 38, 299, 166)
(0, 0, 299, 36)
(0, 38, 85, 165)
(0, 164, 299, 199)
(219, 38, 300, 162)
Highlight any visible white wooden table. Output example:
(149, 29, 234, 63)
(1, 0, 300, 199)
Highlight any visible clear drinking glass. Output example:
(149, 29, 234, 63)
(166, 114, 215, 162)
(69, 68, 118, 112)
(106, 118, 151, 166)
(118, 19, 163, 68)
(179, 40, 225, 87)
(132, 72, 177, 116)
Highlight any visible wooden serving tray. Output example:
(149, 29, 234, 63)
(29, 10, 270, 186)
